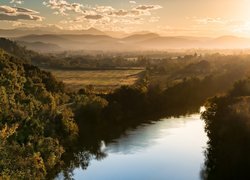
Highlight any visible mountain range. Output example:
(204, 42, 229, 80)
(0, 27, 106, 37)
(1, 27, 250, 52)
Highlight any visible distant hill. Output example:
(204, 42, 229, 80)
(3, 27, 250, 51)
(104, 31, 129, 38)
(16, 34, 118, 51)
(0, 28, 52, 38)
(0, 38, 37, 62)
(0, 27, 106, 37)
(16, 34, 72, 45)
(17, 41, 62, 53)
(122, 33, 160, 43)
(10, 33, 250, 52)
(79, 27, 106, 36)
(136, 36, 200, 50)
(208, 36, 250, 49)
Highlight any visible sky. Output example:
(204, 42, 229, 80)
(1, 0, 250, 37)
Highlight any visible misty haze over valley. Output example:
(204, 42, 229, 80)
(2, 0, 250, 180)
(1, 27, 250, 52)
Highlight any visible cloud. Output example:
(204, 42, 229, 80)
(0, 6, 16, 13)
(109, 9, 130, 16)
(0, 5, 43, 21)
(129, 1, 137, 4)
(15, 7, 39, 14)
(43, 0, 84, 15)
(120, 4, 161, 17)
(94, 6, 114, 13)
(135, 5, 162, 11)
(109, 9, 145, 17)
(108, 4, 162, 17)
(192, 17, 227, 25)
(85, 14, 103, 20)
(10, 0, 24, 4)
(42, 0, 162, 31)
(0, 13, 43, 21)
(149, 16, 160, 22)
(43, 0, 162, 18)
(232, 21, 250, 33)
(11, 22, 63, 30)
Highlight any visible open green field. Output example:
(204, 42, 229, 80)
(46, 69, 144, 93)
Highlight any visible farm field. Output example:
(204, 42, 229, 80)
(46, 69, 145, 93)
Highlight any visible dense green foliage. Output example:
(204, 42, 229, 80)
(32, 53, 147, 70)
(0, 38, 37, 63)
(149, 53, 250, 89)
(201, 78, 250, 179)
(0, 49, 78, 179)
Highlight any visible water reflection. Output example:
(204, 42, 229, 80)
(105, 115, 199, 155)
(64, 114, 208, 180)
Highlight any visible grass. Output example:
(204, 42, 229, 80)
(46, 69, 145, 93)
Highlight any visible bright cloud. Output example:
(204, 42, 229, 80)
(10, 0, 24, 4)
(0, 5, 43, 21)
(43, 0, 84, 15)
(41, 0, 163, 31)
(129, 1, 137, 4)
(42, 0, 162, 18)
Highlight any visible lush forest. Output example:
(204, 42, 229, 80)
(1, 37, 250, 179)
(201, 78, 250, 179)
(0, 48, 79, 179)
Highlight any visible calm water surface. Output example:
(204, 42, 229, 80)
(68, 114, 207, 180)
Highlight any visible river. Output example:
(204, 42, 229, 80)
(58, 113, 208, 180)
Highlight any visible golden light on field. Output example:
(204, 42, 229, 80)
(47, 69, 144, 93)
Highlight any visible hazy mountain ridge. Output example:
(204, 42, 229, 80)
(17, 41, 62, 52)
(2, 27, 250, 52)
(0, 27, 106, 37)
(122, 33, 160, 42)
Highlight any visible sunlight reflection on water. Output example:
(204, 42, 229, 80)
(72, 114, 208, 180)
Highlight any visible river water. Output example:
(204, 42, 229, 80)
(66, 113, 208, 180)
